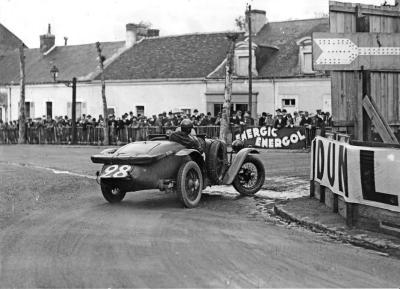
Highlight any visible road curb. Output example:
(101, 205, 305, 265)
(273, 204, 400, 258)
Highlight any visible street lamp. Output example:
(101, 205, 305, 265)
(50, 65, 77, 144)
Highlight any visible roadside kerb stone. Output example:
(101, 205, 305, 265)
(274, 199, 400, 258)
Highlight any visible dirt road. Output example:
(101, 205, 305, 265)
(0, 146, 399, 287)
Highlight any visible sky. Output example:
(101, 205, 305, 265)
(0, 0, 394, 48)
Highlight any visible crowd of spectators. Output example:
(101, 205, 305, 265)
(0, 108, 332, 131)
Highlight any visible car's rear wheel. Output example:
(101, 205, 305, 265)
(176, 161, 203, 208)
(100, 181, 126, 203)
(206, 140, 228, 184)
(232, 155, 265, 196)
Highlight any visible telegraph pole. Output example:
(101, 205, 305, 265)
(18, 44, 26, 144)
(219, 33, 238, 143)
(248, 4, 253, 116)
(71, 77, 77, 144)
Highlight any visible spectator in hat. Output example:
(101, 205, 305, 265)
(192, 109, 199, 120)
(243, 111, 254, 126)
(293, 111, 301, 127)
(265, 113, 274, 126)
(300, 111, 313, 129)
(258, 112, 267, 126)
(274, 113, 286, 129)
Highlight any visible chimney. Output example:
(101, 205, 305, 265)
(40, 24, 55, 53)
(246, 9, 267, 35)
(147, 29, 160, 37)
(126, 23, 139, 47)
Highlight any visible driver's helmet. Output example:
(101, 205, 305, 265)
(180, 119, 194, 134)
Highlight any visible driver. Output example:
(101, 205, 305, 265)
(169, 119, 204, 153)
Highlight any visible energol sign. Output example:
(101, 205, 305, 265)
(235, 126, 307, 149)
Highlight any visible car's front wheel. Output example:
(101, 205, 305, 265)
(232, 155, 265, 196)
(176, 161, 203, 208)
(100, 181, 126, 203)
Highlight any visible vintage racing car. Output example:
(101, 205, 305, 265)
(91, 136, 265, 208)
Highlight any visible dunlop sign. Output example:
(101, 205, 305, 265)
(312, 32, 400, 71)
(311, 136, 400, 212)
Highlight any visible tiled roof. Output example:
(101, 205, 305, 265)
(98, 32, 242, 80)
(254, 18, 329, 77)
(0, 23, 25, 55)
(0, 41, 125, 85)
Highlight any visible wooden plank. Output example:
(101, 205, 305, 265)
(330, 3, 400, 18)
(313, 33, 400, 71)
(382, 72, 388, 120)
(330, 12, 339, 33)
(340, 72, 346, 121)
(356, 71, 364, 140)
(363, 96, 399, 143)
(394, 74, 399, 120)
(398, 74, 400, 119)
(331, 72, 340, 121)
(332, 120, 355, 126)
(388, 73, 394, 122)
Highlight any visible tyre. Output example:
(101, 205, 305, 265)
(232, 155, 265, 196)
(100, 181, 126, 203)
(206, 140, 228, 184)
(176, 161, 203, 208)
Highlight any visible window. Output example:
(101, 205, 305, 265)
(237, 56, 249, 76)
(296, 37, 315, 74)
(214, 104, 223, 116)
(24, 102, 35, 118)
(181, 108, 191, 116)
(46, 102, 52, 118)
(67, 102, 85, 119)
(136, 106, 144, 117)
(235, 103, 248, 113)
(282, 99, 296, 107)
(303, 52, 313, 74)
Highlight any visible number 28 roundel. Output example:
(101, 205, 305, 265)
(101, 165, 132, 178)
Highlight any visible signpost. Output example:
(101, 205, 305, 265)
(313, 32, 400, 71)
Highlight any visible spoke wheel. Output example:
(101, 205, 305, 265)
(232, 155, 265, 196)
(177, 161, 203, 208)
(100, 181, 126, 203)
(206, 141, 228, 184)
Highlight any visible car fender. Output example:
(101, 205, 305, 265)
(222, 148, 259, 185)
(176, 149, 206, 174)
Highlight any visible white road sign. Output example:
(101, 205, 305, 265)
(312, 33, 400, 71)
(314, 38, 400, 65)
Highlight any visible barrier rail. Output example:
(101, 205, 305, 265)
(0, 125, 317, 147)
(0, 126, 221, 145)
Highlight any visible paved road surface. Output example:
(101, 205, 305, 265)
(0, 146, 399, 287)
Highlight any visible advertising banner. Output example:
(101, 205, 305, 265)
(311, 136, 400, 212)
(235, 126, 307, 149)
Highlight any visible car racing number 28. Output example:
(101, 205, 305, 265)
(101, 165, 132, 178)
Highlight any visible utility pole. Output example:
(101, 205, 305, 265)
(247, 4, 253, 116)
(96, 42, 110, 146)
(18, 44, 26, 144)
(219, 33, 238, 143)
(71, 77, 77, 144)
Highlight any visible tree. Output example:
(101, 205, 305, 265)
(234, 16, 246, 31)
(18, 44, 26, 144)
(96, 42, 109, 146)
(219, 34, 238, 143)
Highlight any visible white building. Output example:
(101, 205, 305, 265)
(0, 11, 331, 122)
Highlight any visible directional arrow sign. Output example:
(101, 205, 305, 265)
(312, 33, 400, 71)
